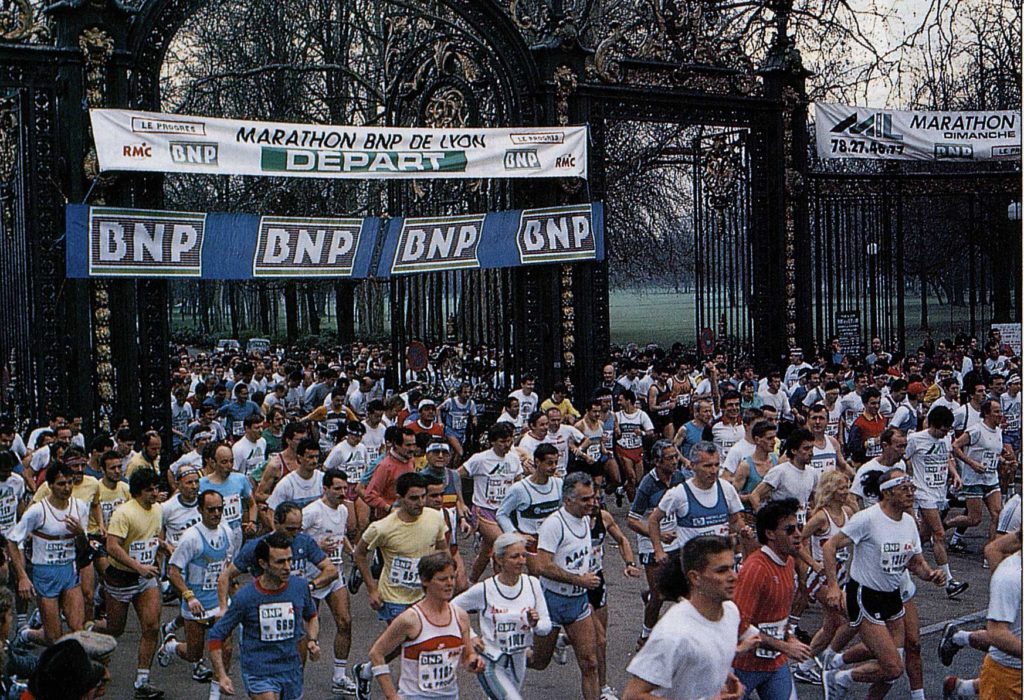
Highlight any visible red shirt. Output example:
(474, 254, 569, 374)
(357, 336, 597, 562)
(364, 452, 414, 518)
(406, 418, 444, 439)
(732, 547, 796, 672)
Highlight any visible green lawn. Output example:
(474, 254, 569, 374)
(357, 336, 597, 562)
(607, 287, 1006, 351)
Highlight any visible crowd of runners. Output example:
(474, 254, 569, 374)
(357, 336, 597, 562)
(0, 329, 1020, 700)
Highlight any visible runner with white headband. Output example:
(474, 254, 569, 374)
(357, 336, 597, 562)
(821, 467, 946, 700)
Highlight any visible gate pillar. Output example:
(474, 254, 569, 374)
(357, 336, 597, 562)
(759, 5, 812, 364)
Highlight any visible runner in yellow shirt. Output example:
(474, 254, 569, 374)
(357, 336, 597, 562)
(93, 469, 167, 699)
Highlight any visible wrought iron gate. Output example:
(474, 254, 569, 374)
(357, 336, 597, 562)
(693, 129, 754, 357)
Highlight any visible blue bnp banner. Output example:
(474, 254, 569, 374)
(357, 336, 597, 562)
(377, 203, 604, 278)
(65, 202, 603, 279)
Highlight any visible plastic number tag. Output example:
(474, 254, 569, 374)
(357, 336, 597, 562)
(258, 601, 295, 641)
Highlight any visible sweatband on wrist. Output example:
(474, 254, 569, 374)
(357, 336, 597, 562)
(371, 664, 390, 677)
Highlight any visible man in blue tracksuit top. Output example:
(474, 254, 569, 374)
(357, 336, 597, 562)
(208, 531, 319, 699)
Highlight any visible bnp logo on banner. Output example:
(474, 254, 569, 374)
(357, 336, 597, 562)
(88, 208, 205, 277)
(515, 205, 595, 265)
(253, 217, 362, 277)
(391, 215, 484, 275)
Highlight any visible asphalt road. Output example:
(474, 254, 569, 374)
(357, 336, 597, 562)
(96, 500, 1004, 699)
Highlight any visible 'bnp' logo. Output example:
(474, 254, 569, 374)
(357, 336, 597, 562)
(830, 112, 903, 141)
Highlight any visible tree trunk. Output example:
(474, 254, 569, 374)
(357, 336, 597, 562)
(306, 285, 320, 335)
(336, 281, 354, 343)
(919, 273, 929, 330)
(257, 285, 271, 335)
(228, 284, 240, 338)
(285, 282, 299, 341)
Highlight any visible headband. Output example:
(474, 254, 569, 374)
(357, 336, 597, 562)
(880, 475, 913, 491)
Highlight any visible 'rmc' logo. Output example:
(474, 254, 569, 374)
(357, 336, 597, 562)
(830, 112, 903, 141)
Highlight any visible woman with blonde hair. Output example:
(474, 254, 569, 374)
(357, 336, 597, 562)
(793, 470, 854, 682)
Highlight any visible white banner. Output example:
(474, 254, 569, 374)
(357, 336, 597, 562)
(89, 109, 588, 180)
(815, 103, 1021, 161)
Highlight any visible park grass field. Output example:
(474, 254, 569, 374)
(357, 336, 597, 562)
(607, 287, 1000, 351)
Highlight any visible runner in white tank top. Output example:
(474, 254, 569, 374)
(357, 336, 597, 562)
(361, 552, 482, 700)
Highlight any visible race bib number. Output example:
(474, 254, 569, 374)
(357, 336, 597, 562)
(222, 494, 242, 524)
(1006, 409, 1021, 432)
(387, 556, 421, 589)
(810, 457, 836, 474)
(202, 561, 224, 591)
(485, 477, 508, 505)
(366, 446, 381, 462)
(676, 392, 691, 407)
(495, 615, 529, 654)
(922, 458, 947, 488)
(619, 430, 641, 450)
(796, 508, 807, 529)
(981, 450, 999, 475)
(589, 545, 604, 573)
(880, 543, 911, 574)
(417, 648, 460, 692)
(345, 460, 367, 483)
(323, 539, 344, 567)
(41, 538, 75, 565)
(865, 438, 882, 457)
(451, 414, 468, 431)
(258, 601, 295, 642)
(0, 494, 16, 532)
(826, 420, 840, 438)
(232, 420, 244, 437)
(755, 618, 788, 659)
(586, 443, 602, 461)
(129, 538, 158, 566)
(101, 499, 124, 528)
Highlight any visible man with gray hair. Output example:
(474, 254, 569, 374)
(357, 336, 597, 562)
(648, 441, 749, 565)
(527, 471, 602, 700)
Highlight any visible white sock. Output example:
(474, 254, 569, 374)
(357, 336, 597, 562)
(953, 631, 972, 647)
(134, 669, 150, 689)
(941, 563, 952, 580)
(333, 658, 348, 683)
(831, 652, 845, 669)
(956, 679, 979, 698)
(640, 624, 652, 638)
(910, 689, 925, 700)
(209, 680, 221, 700)
(798, 657, 817, 672)
(165, 639, 180, 658)
(835, 669, 853, 687)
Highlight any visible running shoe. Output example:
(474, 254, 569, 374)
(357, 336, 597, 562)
(133, 682, 165, 699)
(160, 618, 177, 640)
(615, 486, 625, 508)
(27, 609, 40, 630)
(156, 633, 176, 668)
(819, 648, 837, 671)
(352, 662, 372, 700)
(635, 635, 648, 651)
(822, 670, 849, 700)
(942, 675, 960, 700)
(348, 564, 364, 594)
(939, 622, 964, 666)
(601, 685, 620, 700)
(792, 665, 822, 685)
(332, 675, 359, 696)
(553, 631, 569, 665)
(192, 660, 213, 683)
(947, 539, 967, 554)
(945, 579, 970, 600)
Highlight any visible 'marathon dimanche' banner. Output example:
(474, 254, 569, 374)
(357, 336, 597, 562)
(815, 103, 1022, 161)
(89, 109, 588, 179)
(65, 203, 604, 279)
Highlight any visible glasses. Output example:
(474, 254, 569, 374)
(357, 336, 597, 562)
(205, 506, 224, 513)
